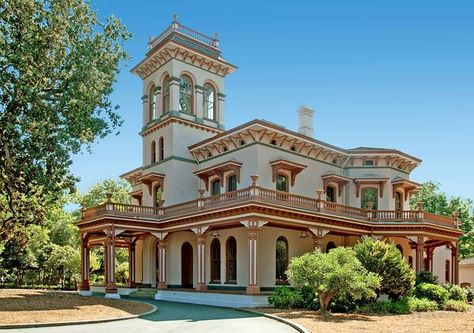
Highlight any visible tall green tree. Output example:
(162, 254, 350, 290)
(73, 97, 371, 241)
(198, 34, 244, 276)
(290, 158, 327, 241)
(411, 182, 474, 258)
(0, 0, 130, 241)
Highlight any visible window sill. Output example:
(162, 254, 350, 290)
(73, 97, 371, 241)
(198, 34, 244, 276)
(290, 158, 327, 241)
(224, 281, 237, 285)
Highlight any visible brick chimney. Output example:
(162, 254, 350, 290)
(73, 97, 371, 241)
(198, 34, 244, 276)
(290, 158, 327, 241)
(297, 106, 315, 137)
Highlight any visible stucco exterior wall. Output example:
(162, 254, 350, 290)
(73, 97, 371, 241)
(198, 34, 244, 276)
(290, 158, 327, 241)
(460, 265, 474, 287)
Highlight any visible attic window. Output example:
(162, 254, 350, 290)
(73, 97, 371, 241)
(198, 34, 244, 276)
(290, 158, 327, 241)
(363, 160, 374, 166)
(271, 140, 277, 145)
(290, 146, 296, 151)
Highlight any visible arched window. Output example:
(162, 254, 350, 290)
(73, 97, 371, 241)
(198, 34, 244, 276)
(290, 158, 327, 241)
(149, 85, 157, 122)
(276, 237, 289, 283)
(179, 75, 193, 114)
(396, 244, 403, 257)
(159, 137, 164, 161)
(154, 186, 162, 207)
(326, 185, 336, 203)
(361, 187, 378, 210)
(203, 83, 216, 120)
(445, 260, 450, 283)
(211, 179, 221, 195)
(227, 174, 237, 192)
(210, 238, 221, 283)
(276, 174, 288, 192)
(326, 241, 336, 253)
(151, 141, 157, 164)
(226, 237, 237, 283)
(395, 191, 403, 211)
(163, 76, 170, 114)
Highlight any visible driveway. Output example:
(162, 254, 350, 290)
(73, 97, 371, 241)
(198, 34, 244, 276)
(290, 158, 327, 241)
(2, 297, 297, 333)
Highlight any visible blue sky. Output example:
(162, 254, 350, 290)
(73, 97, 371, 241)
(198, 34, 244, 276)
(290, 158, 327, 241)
(72, 0, 474, 200)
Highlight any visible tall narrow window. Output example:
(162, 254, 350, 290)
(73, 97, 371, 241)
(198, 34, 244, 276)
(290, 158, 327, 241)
(396, 244, 404, 257)
(211, 179, 221, 195)
(149, 85, 157, 121)
(179, 75, 193, 114)
(276, 174, 288, 192)
(203, 83, 216, 120)
(408, 256, 413, 268)
(159, 137, 164, 161)
(326, 241, 336, 253)
(395, 191, 402, 210)
(227, 175, 237, 192)
(151, 141, 156, 164)
(210, 238, 221, 283)
(276, 237, 288, 283)
(445, 260, 450, 283)
(163, 76, 170, 114)
(326, 186, 336, 202)
(226, 237, 237, 283)
(154, 186, 162, 207)
(361, 187, 378, 210)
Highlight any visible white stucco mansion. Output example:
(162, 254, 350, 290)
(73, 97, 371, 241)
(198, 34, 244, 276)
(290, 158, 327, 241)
(77, 19, 465, 307)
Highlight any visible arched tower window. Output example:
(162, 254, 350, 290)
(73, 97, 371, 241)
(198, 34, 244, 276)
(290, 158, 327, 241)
(211, 179, 221, 195)
(227, 174, 237, 192)
(210, 238, 221, 283)
(276, 236, 289, 282)
(326, 185, 336, 203)
(226, 237, 237, 283)
(179, 75, 193, 114)
(159, 137, 164, 161)
(151, 141, 156, 164)
(276, 174, 288, 192)
(326, 241, 336, 253)
(203, 83, 216, 120)
(163, 75, 170, 114)
(361, 187, 378, 210)
(149, 84, 157, 122)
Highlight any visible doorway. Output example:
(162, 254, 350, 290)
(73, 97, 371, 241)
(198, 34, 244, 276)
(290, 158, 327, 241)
(181, 242, 193, 288)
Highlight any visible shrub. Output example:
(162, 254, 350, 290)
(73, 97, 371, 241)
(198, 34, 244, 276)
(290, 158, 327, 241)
(415, 271, 438, 286)
(330, 295, 361, 313)
(268, 286, 303, 309)
(415, 283, 449, 306)
(287, 247, 380, 314)
(408, 297, 438, 312)
(442, 284, 467, 302)
(443, 300, 469, 312)
(466, 288, 474, 303)
(299, 285, 320, 310)
(358, 297, 411, 315)
(354, 237, 415, 300)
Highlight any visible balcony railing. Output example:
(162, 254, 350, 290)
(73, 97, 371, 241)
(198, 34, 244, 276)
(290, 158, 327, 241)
(80, 185, 460, 229)
(148, 21, 219, 50)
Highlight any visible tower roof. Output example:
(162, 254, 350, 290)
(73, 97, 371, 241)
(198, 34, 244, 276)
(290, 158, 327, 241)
(131, 18, 237, 79)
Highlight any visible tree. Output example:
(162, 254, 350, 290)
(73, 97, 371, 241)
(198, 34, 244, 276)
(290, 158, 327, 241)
(79, 178, 131, 209)
(411, 182, 474, 258)
(354, 236, 415, 300)
(0, 0, 130, 241)
(287, 247, 380, 314)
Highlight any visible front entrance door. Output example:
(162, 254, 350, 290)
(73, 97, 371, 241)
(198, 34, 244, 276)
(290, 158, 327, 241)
(181, 242, 193, 288)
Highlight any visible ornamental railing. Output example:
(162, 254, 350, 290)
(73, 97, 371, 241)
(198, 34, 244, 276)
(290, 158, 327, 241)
(80, 185, 459, 229)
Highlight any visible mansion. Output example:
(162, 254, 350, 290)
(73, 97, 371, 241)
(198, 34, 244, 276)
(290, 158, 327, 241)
(77, 19, 465, 307)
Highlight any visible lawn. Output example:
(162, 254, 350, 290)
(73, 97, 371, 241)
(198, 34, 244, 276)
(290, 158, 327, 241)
(0, 289, 152, 325)
(256, 306, 474, 333)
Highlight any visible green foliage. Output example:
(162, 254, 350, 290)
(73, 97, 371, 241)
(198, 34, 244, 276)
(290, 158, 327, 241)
(415, 271, 438, 285)
(79, 179, 131, 208)
(268, 286, 304, 309)
(443, 300, 469, 312)
(287, 247, 381, 314)
(0, 0, 130, 241)
(442, 284, 467, 302)
(358, 297, 411, 315)
(407, 297, 439, 312)
(465, 288, 474, 303)
(411, 182, 474, 258)
(299, 285, 320, 310)
(354, 236, 415, 300)
(415, 283, 449, 306)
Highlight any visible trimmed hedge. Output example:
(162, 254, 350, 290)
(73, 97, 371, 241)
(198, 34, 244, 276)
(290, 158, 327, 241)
(415, 283, 449, 306)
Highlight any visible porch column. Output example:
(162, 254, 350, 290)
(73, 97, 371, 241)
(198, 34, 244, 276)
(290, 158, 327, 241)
(309, 228, 330, 251)
(157, 240, 168, 289)
(104, 228, 119, 298)
(128, 242, 136, 288)
(415, 236, 425, 274)
(426, 247, 434, 273)
(191, 226, 209, 291)
(241, 220, 267, 294)
(79, 233, 92, 296)
(451, 243, 459, 285)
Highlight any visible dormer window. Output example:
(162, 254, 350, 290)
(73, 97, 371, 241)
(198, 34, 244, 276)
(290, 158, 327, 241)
(363, 160, 374, 166)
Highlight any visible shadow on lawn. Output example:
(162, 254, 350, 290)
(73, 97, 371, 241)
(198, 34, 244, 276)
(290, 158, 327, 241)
(271, 309, 376, 323)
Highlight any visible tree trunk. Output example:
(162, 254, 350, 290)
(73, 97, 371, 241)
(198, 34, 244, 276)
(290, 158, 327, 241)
(318, 293, 332, 315)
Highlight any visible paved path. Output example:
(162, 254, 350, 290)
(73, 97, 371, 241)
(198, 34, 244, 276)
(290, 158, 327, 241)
(2, 298, 297, 333)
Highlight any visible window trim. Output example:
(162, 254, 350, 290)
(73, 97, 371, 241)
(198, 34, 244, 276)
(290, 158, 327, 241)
(325, 185, 336, 203)
(159, 137, 164, 161)
(210, 238, 221, 283)
(151, 141, 157, 164)
(179, 74, 194, 114)
(226, 174, 238, 192)
(275, 236, 289, 283)
(203, 82, 216, 121)
(275, 173, 289, 192)
(162, 75, 170, 114)
(211, 178, 221, 196)
(149, 84, 157, 122)
(226, 236, 237, 283)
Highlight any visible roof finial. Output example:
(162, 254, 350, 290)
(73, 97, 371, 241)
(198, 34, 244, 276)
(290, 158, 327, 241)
(172, 13, 178, 22)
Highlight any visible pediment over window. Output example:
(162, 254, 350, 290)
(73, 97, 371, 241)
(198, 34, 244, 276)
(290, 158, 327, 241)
(391, 177, 420, 200)
(194, 160, 242, 191)
(354, 176, 389, 198)
(270, 158, 307, 186)
(138, 172, 165, 195)
(321, 173, 352, 197)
